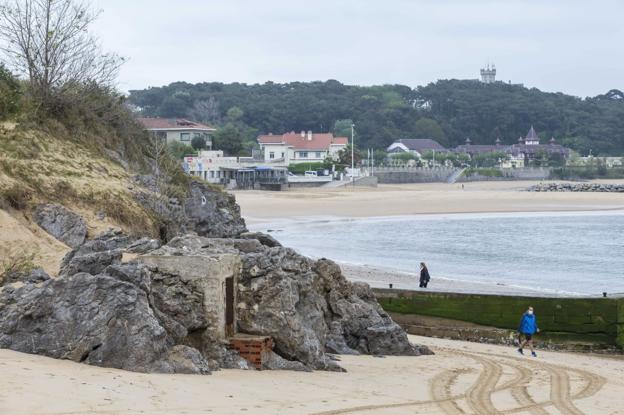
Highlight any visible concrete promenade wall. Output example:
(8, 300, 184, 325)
(373, 288, 624, 349)
(372, 167, 551, 184)
(458, 167, 552, 182)
(373, 167, 457, 183)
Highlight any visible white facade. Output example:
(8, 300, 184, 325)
(260, 143, 344, 164)
(184, 151, 240, 186)
(257, 131, 348, 165)
(184, 150, 289, 187)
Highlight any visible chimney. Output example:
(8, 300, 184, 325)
(307, 130, 312, 141)
(301, 130, 305, 138)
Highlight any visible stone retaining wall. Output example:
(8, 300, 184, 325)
(373, 288, 624, 350)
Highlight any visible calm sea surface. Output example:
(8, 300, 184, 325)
(252, 212, 624, 296)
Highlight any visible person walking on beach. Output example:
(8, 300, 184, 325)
(419, 262, 430, 288)
(517, 306, 539, 357)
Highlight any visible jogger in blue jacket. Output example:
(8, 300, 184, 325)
(517, 306, 539, 357)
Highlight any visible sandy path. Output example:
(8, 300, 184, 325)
(233, 181, 624, 224)
(1, 336, 622, 415)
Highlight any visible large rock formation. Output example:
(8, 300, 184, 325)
(133, 178, 247, 241)
(34, 204, 87, 247)
(0, 231, 246, 374)
(0, 229, 431, 374)
(149, 235, 432, 371)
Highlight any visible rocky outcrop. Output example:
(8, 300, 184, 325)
(182, 181, 247, 238)
(133, 178, 246, 241)
(1, 225, 429, 374)
(151, 234, 432, 371)
(528, 183, 624, 192)
(34, 204, 87, 247)
(0, 231, 241, 374)
(59, 229, 129, 276)
(0, 271, 174, 372)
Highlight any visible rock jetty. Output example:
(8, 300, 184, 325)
(527, 183, 624, 192)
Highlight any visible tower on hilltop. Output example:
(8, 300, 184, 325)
(480, 63, 496, 83)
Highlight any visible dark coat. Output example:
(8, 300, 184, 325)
(420, 267, 430, 282)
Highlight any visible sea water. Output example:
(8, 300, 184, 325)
(251, 212, 624, 296)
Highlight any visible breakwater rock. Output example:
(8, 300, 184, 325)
(527, 183, 624, 192)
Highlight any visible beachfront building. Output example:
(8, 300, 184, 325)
(138, 117, 216, 147)
(183, 150, 288, 190)
(454, 127, 571, 167)
(506, 127, 570, 167)
(257, 131, 349, 164)
(386, 139, 448, 157)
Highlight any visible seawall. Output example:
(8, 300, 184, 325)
(373, 288, 624, 350)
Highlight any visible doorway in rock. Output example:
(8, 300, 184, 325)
(225, 276, 235, 337)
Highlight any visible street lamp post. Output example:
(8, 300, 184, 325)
(351, 123, 355, 185)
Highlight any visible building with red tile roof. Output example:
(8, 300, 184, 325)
(257, 130, 348, 164)
(137, 117, 216, 147)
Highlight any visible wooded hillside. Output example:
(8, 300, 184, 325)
(128, 80, 624, 156)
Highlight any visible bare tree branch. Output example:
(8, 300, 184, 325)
(0, 0, 123, 110)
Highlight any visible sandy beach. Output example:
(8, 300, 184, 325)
(234, 181, 624, 225)
(1, 335, 622, 415)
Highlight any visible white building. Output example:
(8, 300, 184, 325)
(138, 117, 215, 147)
(183, 150, 288, 189)
(183, 151, 241, 186)
(386, 138, 448, 157)
(257, 131, 348, 164)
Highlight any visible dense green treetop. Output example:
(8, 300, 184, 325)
(128, 80, 624, 155)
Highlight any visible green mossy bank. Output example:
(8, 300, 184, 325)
(373, 289, 624, 349)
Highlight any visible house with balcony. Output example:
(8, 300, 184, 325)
(257, 131, 348, 164)
(138, 117, 215, 148)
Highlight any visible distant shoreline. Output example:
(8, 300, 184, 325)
(339, 262, 591, 298)
(235, 180, 624, 225)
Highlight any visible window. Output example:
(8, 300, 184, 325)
(210, 171, 215, 178)
(299, 152, 308, 158)
(315, 152, 322, 158)
(281, 152, 285, 158)
(269, 152, 275, 159)
(193, 132, 202, 139)
(180, 132, 190, 141)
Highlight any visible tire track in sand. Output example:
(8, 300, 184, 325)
(472, 350, 605, 415)
(463, 353, 503, 414)
(310, 348, 605, 415)
(430, 368, 470, 414)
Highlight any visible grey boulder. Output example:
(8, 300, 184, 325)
(34, 204, 87, 248)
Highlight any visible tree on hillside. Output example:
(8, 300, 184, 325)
(413, 118, 446, 144)
(0, 0, 123, 111)
(333, 119, 353, 138)
(0, 63, 20, 117)
(213, 124, 244, 156)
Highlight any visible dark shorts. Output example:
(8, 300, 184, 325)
(521, 333, 533, 341)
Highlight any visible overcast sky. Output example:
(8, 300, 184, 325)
(92, 0, 623, 97)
